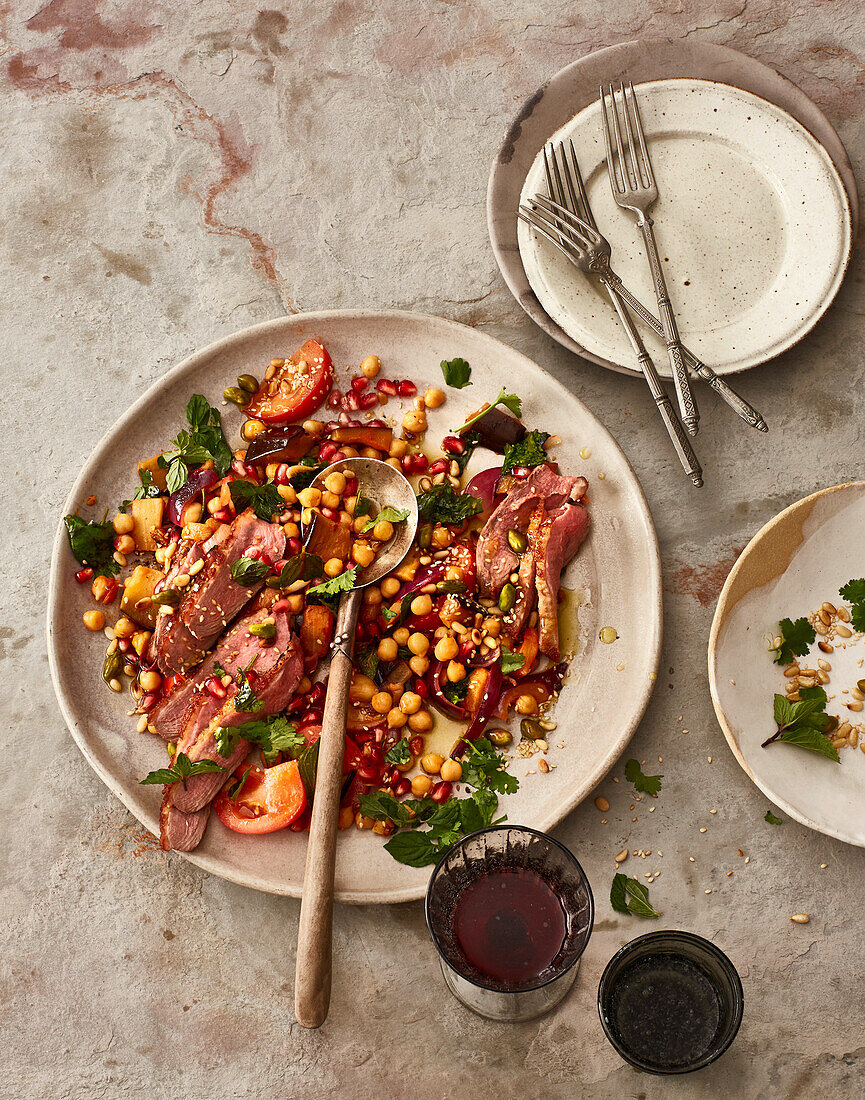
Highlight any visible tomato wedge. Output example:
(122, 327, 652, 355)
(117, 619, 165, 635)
(213, 760, 306, 834)
(245, 339, 333, 424)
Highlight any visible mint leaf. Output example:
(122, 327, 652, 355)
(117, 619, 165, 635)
(268, 551, 324, 589)
(772, 617, 816, 666)
(610, 873, 660, 918)
(440, 357, 472, 389)
(230, 556, 271, 585)
(228, 479, 284, 522)
(502, 429, 550, 476)
(416, 484, 483, 526)
(234, 670, 264, 713)
(361, 506, 410, 534)
(63, 514, 119, 577)
(776, 725, 840, 761)
(140, 751, 224, 785)
(384, 737, 411, 766)
(624, 758, 663, 797)
(499, 645, 525, 675)
(383, 831, 440, 867)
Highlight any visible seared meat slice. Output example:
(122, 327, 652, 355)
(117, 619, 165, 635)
(534, 493, 591, 659)
(153, 510, 285, 675)
(159, 799, 210, 853)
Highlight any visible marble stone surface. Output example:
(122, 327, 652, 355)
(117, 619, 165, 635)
(2, 1, 864, 1097)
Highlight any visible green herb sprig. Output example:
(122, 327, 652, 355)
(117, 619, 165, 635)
(624, 758, 663, 797)
(610, 873, 660, 918)
(140, 752, 225, 786)
(761, 686, 839, 762)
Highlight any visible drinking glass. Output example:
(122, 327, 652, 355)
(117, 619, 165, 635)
(425, 825, 594, 1021)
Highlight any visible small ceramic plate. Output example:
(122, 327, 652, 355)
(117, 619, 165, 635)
(709, 483, 865, 846)
(517, 78, 852, 377)
(48, 310, 662, 902)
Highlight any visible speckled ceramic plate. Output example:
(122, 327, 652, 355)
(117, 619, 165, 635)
(489, 38, 857, 376)
(709, 483, 865, 846)
(517, 78, 852, 377)
(47, 310, 662, 903)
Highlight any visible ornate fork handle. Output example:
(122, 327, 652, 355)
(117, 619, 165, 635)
(604, 270, 768, 433)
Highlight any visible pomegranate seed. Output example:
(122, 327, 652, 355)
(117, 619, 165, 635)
(431, 781, 453, 804)
(459, 640, 474, 661)
(376, 378, 398, 396)
(428, 458, 449, 475)
(331, 450, 346, 463)
(319, 441, 337, 462)
(513, 466, 531, 479)
(75, 567, 94, 584)
(231, 458, 247, 477)
(351, 375, 368, 393)
(287, 696, 306, 713)
(309, 683, 325, 706)
(369, 418, 386, 428)
(364, 743, 383, 764)
(358, 765, 382, 783)
(398, 380, 417, 397)
(413, 677, 429, 698)
(327, 389, 342, 409)
(359, 392, 379, 410)
(338, 411, 351, 425)
(441, 435, 465, 455)
(320, 506, 336, 520)
(353, 730, 373, 744)
(286, 537, 302, 555)
(303, 708, 323, 726)
(325, 420, 339, 432)
(393, 777, 412, 797)
(409, 736, 424, 756)
(117, 638, 131, 653)
(212, 508, 231, 522)
(140, 693, 158, 712)
(205, 678, 227, 699)
(344, 391, 360, 412)
(343, 476, 359, 494)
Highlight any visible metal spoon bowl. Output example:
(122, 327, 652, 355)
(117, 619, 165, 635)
(295, 456, 418, 1029)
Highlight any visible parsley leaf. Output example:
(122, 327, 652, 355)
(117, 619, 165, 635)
(499, 645, 526, 675)
(307, 566, 359, 598)
(120, 468, 162, 512)
(765, 810, 783, 825)
(212, 661, 227, 678)
(140, 751, 225, 785)
(63, 514, 119, 577)
(384, 737, 411, 766)
(456, 387, 523, 434)
(416, 484, 483, 526)
(244, 714, 303, 758)
(763, 690, 839, 762)
(440, 357, 472, 389)
(361, 506, 410, 534)
(228, 479, 284, 522)
(234, 670, 264, 713)
(610, 873, 660, 918)
(624, 758, 663, 797)
(771, 617, 816, 666)
(502, 430, 550, 476)
(461, 737, 518, 795)
(230, 556, 272, 585)
(839, 578, 865, 604)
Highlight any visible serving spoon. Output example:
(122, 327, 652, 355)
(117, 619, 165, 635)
(295, 457, 418, 1029)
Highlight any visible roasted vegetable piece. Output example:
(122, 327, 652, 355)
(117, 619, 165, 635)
(306, 513, 351, 562)
(120, 564, 163, 629)
(456, 405, 525, 452)
(329, 425, 394, 452)
(137, 454, 169, 493)
(245, 339, 333, 424)
(213, 761, 307, 834)
(244, 425, 317, 466)
(300, 604, 335, 663)
(130, 497, 165, 552)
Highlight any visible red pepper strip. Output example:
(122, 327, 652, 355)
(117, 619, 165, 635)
(451, 663, 503, 758)
(494, 662, 567, 720)
(426, 659, 467, 721)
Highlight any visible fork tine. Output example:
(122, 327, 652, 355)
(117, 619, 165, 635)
(522, 201, 592, 252)
(626, 81, 654, 187)
(542, 143, 562, 207)
(531, 195, 597, 244)
(547, 143, 570, 214)
(553, 142, 583, 222)
(599, 85, 623, 194)
(517, 209, 584, 266)
(566, 139, 597, 230)
(610, 83, 637, 190)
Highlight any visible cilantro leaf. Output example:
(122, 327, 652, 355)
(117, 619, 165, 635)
(442, 676, 469, 705)
(461, 737, 518, 795)
(765, 810, 783, 825)
(624, 758, 663, 797)
(230, 556, 272, 585)
(502, 430, 550, 476)
(381, 607, 397, 623)
(440, 357, 472, 389)
(361, 506, 410, 534)
(63, 514, 119, 577)
(119, 468, 162, 512)
(234, 670, 264, 713)
(214, 726, 241, 759)
(307, 566, 359, 598)
(232, 714, 304, 763)
(610, 873, 660, 918)
(458, 789, 500, 834)
(140, 752, 225, 785)
(499, 645, 526, 675)
(228, 479, 284, 522)
(416, 484, 483, 526)
(839, 578, 865, 604)
(384, 737, 411, 766)
(456, 387, 523, 434)
(772, 617, 816, 665)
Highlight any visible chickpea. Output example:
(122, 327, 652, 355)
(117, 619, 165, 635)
(139, 669, 162, 692)
(421, 752, 444, 775)
(265, 463, 279, 479)
(408, 655, 429, 676)
(424, 387, 446, 409)
(352, 542, 375, 568)
(338, 510, 353, 527)
(114, 616, 136, 639)
(377, 637, 399, 664)
(381, 577, 401, 598)
(408, 709, 433, 733)
(353, 516, 368, 535)
(447, 660, 466, 683)
(445, 566, 464, 583)
(301, 508, 314, 527)
(113, 534, 135, 556)
(303, 419, 325, 436)
(350, 673, 377, 703)
(371, 691, 393, 714)
(515, 693, 539, 715)
(399, 691, 422, 715)
(411, 774, 434, 798)
(393, 626, 410, 645)
(341, 446, 359, 458)
(344, 495, 357, 516)
(242, 419, 266, 440)
(431, 526, 453, 549)
(298, 487, 321, 508)
(181, 502, 202, 525)
(324, 471, 347, 495)
(131, 630, 151, 656)
(360, 446, 380, 459)
(321, 490, 340, 510)
(363, 586, 382, 606)
(389, 438, 408, 459)
(324, 557, 344, 578)
(434, 635, 459, 662)
(410, 594, 432, 617)
(483, 616, 502, 638)
(297, 676, 312, 694)
(83, 609, 105, 631)
(387, 707, 408, 729)
(407, 632, 429, 657)
(277, 484, 297, 504)
(283, 521, 300, 538)
(402, 409, 427, 434)
(91, 575, 117, 604)
(440, 758, 462, 783)
(373, 520, 394, 542)
(112, 512, 135, 535)
(286, 594, 304, 614)
(360, 355, 381, 379)
(386, 457, 402, 470)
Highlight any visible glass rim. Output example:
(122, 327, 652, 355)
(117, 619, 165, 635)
(424, 824, 595, 994)
(597, 929, 744, 1075)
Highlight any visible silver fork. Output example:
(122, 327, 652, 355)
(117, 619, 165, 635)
(539, 140, 767, 433)
(518, 199, 704, 487)
(601, 82, 698, 436)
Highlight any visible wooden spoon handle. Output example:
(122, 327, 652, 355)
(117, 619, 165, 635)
(295, 588, 362, 1029)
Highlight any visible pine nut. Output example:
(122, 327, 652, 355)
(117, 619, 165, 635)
(846, 701, 863, 712)
(786, 677, 800, 690)
(819, 641, 834, 653)
(822, 602, 837, 615)
(819, 609, 831, 625)
(595, 796, 610, 812)
(614, 849, 628, 863)
(799, 668, 817, 676)
(790, 914, 810, 924)
(189, 558, 205, 576)
(813, 620, 828, 635)
(837, 625, 853, 638)
(798, 676, 816, 688)
(837, 722, 853, 737)
(850, 731, 859, 748)
(838, 606, 851, 622)
(817, 671, 830, 685)
(818, 659, 831, 671)
(853, 687, 865, 701)
(784, 666, 800, 678)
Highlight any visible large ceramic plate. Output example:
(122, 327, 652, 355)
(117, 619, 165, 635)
(48, 310, 662, 902)
(709, 483, 865, 846)
(517, 78, 852, 377)
(489, 38, 858, 375)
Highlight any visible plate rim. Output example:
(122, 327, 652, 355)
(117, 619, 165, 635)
(47, 308, 663, 902)
(708, 480, 865, 846)
(487, 36, 857, 377)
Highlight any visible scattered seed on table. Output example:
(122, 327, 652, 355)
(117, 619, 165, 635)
(615, 849, 628, 863)
(705, 889, 712, 894)
(745, 856, 750, 863)
(791, 914, 810, 924)
(689, 857, 695, 863)
(820, 863, 828, 869)
(709, 809, 718, 815)
(649, 806, 655, 813)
